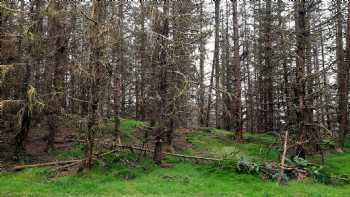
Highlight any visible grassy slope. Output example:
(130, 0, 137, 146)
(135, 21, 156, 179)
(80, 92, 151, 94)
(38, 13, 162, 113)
(1, 119, 350, 197)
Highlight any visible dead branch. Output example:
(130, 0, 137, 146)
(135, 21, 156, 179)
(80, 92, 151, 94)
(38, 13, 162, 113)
(103, 144, 222, 162)
(11, 159, 83, 171)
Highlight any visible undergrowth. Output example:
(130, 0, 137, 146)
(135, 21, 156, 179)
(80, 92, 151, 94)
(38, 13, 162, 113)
(1, 152, 350, 197)
(1, 118, 350, 197)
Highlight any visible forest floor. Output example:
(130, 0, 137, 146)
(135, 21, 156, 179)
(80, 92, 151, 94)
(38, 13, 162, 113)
(0, 118, 350, 197)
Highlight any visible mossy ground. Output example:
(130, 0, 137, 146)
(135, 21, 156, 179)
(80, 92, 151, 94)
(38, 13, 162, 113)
(1, 118, 349, 197)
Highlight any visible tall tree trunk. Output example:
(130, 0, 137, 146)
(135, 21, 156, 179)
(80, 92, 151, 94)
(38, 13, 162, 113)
(295, 0, 304, 138)
(136, 0, 147, 121)
(153, 0, 170, 165)
(206, 0, 221, 128)
(231, 0, 242, 142)
(305, 10, 315, 151)
(336, 0, 348, 149)
(264, 0, 274, 132)
(214, 0, 221, 128)
(113, 0, 125, 146)
(198, 0, 206, 127)
(256, 0, 265, 132)
(85, 0, 106, 169)
(241, 0, 253, 132)
(294, 0, 311, 145)
(223, 0, 230, 131)
(14, 0, 42, 157)
(46, 0, 66, 151)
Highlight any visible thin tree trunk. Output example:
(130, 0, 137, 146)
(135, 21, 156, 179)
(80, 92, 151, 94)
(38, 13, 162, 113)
(320, 30, 331, 130)
(214, 0, 221, 128)
(264, 0, 274, 132)
(198, 0, 206, 127)
(231, 0, 242, 142)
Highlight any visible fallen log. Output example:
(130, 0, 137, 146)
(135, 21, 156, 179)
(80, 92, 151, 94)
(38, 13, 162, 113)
(55, 161, 82, 172)
(11, 159, 83, 171)
(109, 144, 222, 162)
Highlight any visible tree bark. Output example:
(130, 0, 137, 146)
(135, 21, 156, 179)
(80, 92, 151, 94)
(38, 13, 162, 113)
(294, 0, 311, 144)
(214, 0, 221, 129)
(153, 0, 170, 165)
(336, 0, 348, 149)
(231, 0, 242, 142)
(84, 0, 106, 169)
(263, 0, 274, 132)
(198, 0, 206, 127)
(46, 0, 66, 151)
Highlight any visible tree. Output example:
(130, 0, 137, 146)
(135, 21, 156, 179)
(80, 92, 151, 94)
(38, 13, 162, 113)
(151, 0, 170, 164)
(293, 0, 313, 151)
(263, 0, 274, 132)
(206, 0, 220, 128)
(135, 0, 147, 121)
(84, 0, 107, 168)
(198, 0, 206, 127)
(46, 0, 66, 151)
(13, 0, 44, 157)
(113, 0, 125, 145)
(231, 0, 242, 142)
(336, 0, 348, 149)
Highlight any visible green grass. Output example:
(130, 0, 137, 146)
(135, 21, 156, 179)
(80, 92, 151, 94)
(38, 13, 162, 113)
(119, 118, 145, 134)
(323, 152, 350, 175)
(97, 118, 144, 137)
(54, 143, 85, 160)
(186, 129, 278, 161)
(1, 119, 350, 197)
(1, 156, 350, 197)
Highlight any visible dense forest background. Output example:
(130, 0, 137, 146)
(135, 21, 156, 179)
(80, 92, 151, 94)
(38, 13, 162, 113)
(1, 0, 350, 195)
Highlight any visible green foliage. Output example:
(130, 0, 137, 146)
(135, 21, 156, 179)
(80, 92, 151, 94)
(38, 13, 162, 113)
(235, 157, 260, 175)
(321, 138, 337, 149)
(309, 166, 331, 184)
(285, 156, 350, 185)
(286, 157, 309, 168)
